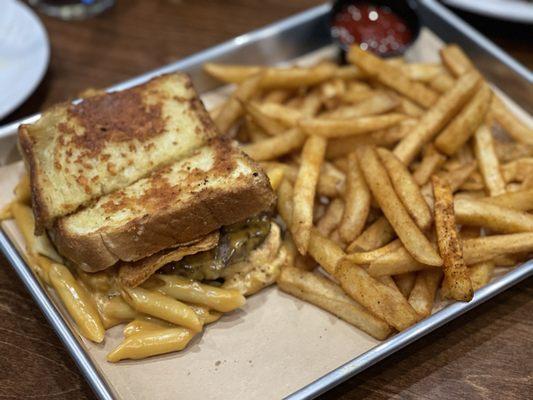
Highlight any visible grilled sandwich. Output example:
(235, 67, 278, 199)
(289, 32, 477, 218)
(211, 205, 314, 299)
(19, 72, 284, 295)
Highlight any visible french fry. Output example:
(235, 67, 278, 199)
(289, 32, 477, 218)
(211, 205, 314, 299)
(317, 162, 346, 197)
(474, 124, 506, 196)
(277, 179, 294, 225)
(463, 232, 533, 264)
(244, 101, 288, 134)
(368, 246, 433, 276)
(348, 46, 438, 108)
(203, 63, 262, 83)
(432, 176, 473, 301)
(501, 157, 533, 183)
(299, 89, 323, 117)
(261, 64, 337, 89)
(215, 73, 262, 133)
(401, 63, 443, 82)
(253, 102, 302, 127)
(316, 198, 344, 236)
(469, 261, 495, 291)
(396, 95, 424, 117)
(326, 119, 413, 159)
(264, 164, 285, 191)
(299, 113, 406, 138)
(393, 272, 416, 298)
(440, 44, 474, 77)
(277, 266, 391, 339)
(263, 89, 291, 103)
(322, 92, 399, 119)
(393, 70, 481, 164)
(428, 70, 455, 93)
(242, 128, 306, 161)
(479, 189, 533, 211)
(412, 145, 446, 185)
(336, 259, 420, 331)
(408, 270, 442, 317)
(344, 239, 401, 264)
(347, 216, 396, 252)
(454, 197, 533, 233)
(490, 96, 533, 145)
(14, 174, 31, 204)
(308, 229, 346, 275)
(370, 232, 533, 274)
(435, 84, 492, 156)
(291, 136, 327, 254)
(338, 152, 371, 242)
(123, 316, 174, 337)
(359, 146, 442, 266)
(377, 148, 432, 230)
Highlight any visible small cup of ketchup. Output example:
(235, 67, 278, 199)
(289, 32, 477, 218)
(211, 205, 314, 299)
(330, 0, 420, 58)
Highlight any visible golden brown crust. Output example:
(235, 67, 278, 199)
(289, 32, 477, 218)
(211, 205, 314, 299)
(18, 124, 49, 235)
(49, 144, 275, 272)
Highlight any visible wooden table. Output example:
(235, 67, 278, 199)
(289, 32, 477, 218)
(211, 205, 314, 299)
(1, 1, 531, 399)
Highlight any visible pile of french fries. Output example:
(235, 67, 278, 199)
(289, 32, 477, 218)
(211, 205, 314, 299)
(206, 44, 533, 339)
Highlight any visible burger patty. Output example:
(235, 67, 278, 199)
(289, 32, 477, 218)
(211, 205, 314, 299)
(161, 213, 272, 281)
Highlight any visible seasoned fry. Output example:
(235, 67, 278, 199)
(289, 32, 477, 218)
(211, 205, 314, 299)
(435, 84, 492, 156)
(338, 152, 371, 242)
(316, 198, 344, 236)
(463, 232, 533, 264)
(277, 266, 391, 339)
(253, 102, 302, 127)
(347, 216, 396, 252)
(326, 120, 413, 159)
(490, 96, 533, 145)
(348, 47, 438, 108)
(478, 189, 533, 211)
(408, 270, 442, 316)
(474, 124, 506, 196)
(308, 229, 346, 275)
(368, 245, 433, 276)
(432, 176, 473, 301)
(215, 74, 262, 133)
(322, 92, 399, 119)
(454, 197, 533, 233)
(317, 162, 346, 197)
(291, 136, 327, 254)
(393, 272, 416, 298)
(377, 148, 432, 230)
(203, 63, 262, 83)
(393, 70, 481, 164)
(440, 44, 474, 77)
(469, 261, 495, 291)
(345, 239, 401, 264)
(429, 70, 455, 93)
(336, 259, 420, 331)
(299, 113, 406, 138)
(412, 145, 446, 185)
(244, 101, 288, 134)
(402, 63, 443, 82)
(359, 146, 441, 266)
(242, 128, 306, 161)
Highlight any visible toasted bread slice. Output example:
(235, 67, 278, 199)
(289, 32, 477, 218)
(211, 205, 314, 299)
(49, 138, 275, 272)
(19, 73, 217, 232)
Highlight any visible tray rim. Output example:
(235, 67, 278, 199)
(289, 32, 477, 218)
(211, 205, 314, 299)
(0, 1, 532, 400)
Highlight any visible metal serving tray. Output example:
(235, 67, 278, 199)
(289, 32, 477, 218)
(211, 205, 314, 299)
(0, 1, 531, 399)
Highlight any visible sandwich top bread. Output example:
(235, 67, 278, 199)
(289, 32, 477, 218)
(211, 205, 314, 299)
(19, 73, 217, 232)
(49, 137, 275, 272)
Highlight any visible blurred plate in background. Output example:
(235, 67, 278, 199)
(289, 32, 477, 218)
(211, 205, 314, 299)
(443, 0, 533, 23)
(0, 0, 49, 120)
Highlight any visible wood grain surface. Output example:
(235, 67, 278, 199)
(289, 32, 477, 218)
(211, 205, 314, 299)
(1, 1, 532, 399)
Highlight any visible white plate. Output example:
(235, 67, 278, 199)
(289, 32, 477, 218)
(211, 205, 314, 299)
(0, 0, 50, 120)
(443, 0, 533, 23)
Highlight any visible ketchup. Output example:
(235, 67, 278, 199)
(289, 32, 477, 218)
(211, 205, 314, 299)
(332, 2, 413, 56)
